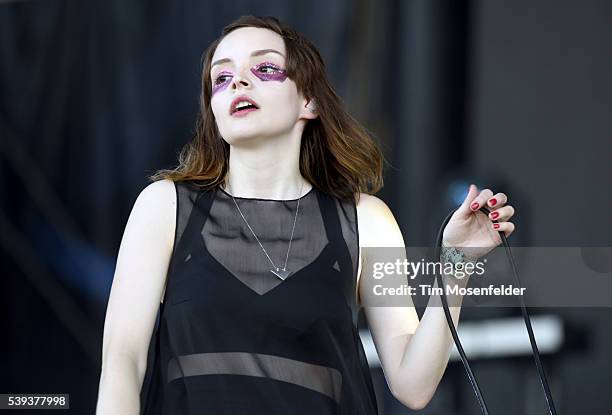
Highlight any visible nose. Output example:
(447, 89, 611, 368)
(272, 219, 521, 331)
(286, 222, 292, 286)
(231, 68, 251, 90)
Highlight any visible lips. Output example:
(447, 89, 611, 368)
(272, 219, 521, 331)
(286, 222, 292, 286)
(229, 95, 260, 116)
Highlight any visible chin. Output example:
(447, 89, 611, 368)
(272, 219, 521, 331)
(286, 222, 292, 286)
(221, 128, 266, 145)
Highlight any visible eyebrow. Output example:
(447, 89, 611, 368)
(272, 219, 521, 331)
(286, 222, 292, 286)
(211, 49, 285, 69)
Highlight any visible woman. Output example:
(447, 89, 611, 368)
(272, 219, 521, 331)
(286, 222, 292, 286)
(96, 15, 515, 414)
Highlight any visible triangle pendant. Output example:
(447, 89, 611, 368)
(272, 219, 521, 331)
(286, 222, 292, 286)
(271, 268, 292, 280)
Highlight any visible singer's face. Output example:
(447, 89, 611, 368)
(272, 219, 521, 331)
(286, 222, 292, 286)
(209, 27, 306, 145)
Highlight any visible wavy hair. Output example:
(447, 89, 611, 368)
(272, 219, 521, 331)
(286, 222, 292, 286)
(150, 15, 385, 202)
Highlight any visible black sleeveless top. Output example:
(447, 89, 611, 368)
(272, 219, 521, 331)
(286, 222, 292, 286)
(140, 181, 379, 415)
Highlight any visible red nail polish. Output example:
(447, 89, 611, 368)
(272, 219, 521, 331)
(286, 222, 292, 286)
(491, 212, 499, 219)
(471, 202, 479, 210)
(489, 198, 497, 206)
(493, 223, 500, 229)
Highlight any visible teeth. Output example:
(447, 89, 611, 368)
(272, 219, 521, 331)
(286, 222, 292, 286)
(235, 101, 254, 110)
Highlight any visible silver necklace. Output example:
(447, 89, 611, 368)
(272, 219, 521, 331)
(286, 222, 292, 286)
(224, 181, 304, 281)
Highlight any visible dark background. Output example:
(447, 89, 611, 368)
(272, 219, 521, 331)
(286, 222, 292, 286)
(1, 0, 611, 413)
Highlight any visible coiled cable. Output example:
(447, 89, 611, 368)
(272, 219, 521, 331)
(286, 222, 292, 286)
(434, 205, 558, 414)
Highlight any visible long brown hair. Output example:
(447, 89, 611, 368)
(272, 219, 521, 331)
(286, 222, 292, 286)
(149, 15, 385, 202)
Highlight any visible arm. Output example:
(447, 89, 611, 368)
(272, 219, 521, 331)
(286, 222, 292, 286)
(356, 194, 467, 411)
(96, 179, 176, 415)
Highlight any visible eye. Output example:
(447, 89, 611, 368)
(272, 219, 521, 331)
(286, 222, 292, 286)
(214, 74, 231, 85)
(256, 63, 281, 74)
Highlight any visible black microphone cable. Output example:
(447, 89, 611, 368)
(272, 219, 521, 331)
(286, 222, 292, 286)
(433, 205, 558, 415)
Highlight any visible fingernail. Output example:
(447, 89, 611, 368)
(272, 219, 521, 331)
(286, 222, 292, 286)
(493, 223, 500, 229)
(471, 202, 479, 210)
(489, 198, 497, 206)
(490, 211, 499, 219)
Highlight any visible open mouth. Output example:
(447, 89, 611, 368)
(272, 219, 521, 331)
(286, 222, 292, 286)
(232, 104, 258, 116)
(230, 96, 260, 117)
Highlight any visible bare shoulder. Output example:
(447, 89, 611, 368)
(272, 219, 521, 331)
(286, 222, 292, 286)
(138, 178, 176, 208)
(133, 179, 177, 237)
(354, 192, 391, 214)
(354, 192, 404, 248)
(120, 178, 178, 273)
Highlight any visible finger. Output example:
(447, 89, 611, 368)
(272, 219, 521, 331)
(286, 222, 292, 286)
(470, 188, 495, 212)
(486, 192, 508, 209)
(488, 205, 515, 222)
(492, 221, 515, 237)
(457, 184, 481, 217)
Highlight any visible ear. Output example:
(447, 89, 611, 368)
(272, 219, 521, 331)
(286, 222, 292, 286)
(300, 97, 318, 120)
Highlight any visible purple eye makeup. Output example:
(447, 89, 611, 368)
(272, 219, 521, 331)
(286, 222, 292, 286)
(250, 62, 288, 82)
(211, 61, 288, 98)
(212, 71, 233, 96)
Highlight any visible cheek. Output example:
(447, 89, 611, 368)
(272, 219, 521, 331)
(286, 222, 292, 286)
(210, 96, 226, 123)
(264, 96, 301, 126)
(257, 78, 301, 110)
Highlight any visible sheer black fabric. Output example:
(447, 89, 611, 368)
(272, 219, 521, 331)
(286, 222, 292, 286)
(140, 180, 378, 414)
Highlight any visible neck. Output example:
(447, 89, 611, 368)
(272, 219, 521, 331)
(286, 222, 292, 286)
(222, 124, 312, 200)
